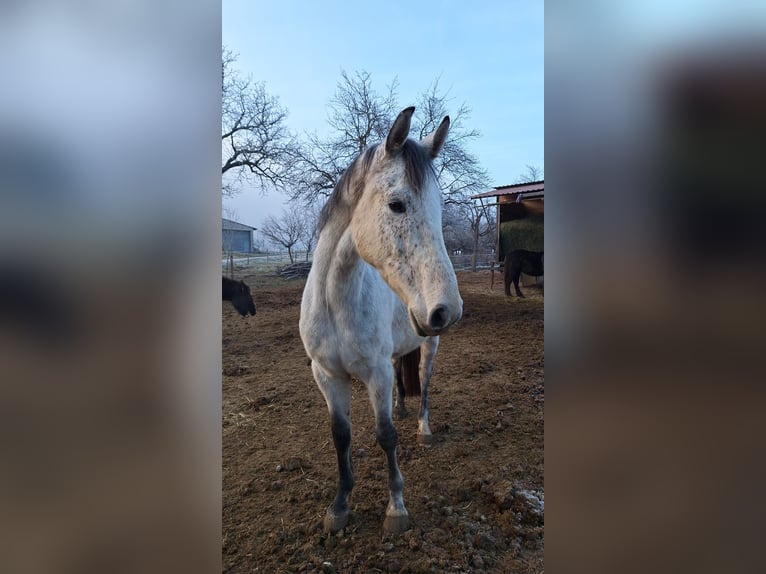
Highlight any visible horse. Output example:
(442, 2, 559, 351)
(222, 276, 256, 317)
(504, 249, 544, 298)
(299, 107, 463, 534)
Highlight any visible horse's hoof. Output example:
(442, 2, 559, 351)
(383, 512, 410, 534)
(417, 432, 434, 446)
(323, 509, 348, 533)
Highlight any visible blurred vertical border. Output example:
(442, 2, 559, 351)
(0, 1, 221, 573)
(546, 1, 766, 573)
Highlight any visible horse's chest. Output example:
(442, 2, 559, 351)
(300, 268, 414, 370)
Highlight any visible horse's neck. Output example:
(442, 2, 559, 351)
(222, 278, 233, 300)
(313, 219, 367, 305)
(310, 213, 418, 356)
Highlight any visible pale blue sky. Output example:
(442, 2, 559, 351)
(223, 0, 544, 228)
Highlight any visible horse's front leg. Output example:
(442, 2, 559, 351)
(312, 363, 354, 533)
(367, 363, 409, 534)
(417, 337, 439, 446)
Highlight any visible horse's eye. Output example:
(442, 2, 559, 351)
(388, 200, 406, 214)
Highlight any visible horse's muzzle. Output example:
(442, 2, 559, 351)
(410, 305, 460, 337)
(428, 305, 448, 331)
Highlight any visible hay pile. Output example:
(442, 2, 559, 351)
(499, 214, 544, 259)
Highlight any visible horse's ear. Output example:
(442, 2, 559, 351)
(385, 106, 415, 155)
(420, 115, 450, 159)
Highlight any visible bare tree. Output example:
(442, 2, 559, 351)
(480, 202, 497, 252)
(442, 203, 473, 253)
(407, 80, 497, 270)
(468, 201, 499, 269)
(222, 48, 296, 196)
(288, 72, 491, 207)
(410, 79, 491, 206)
(259, 209, 305, 264)
(442, 200, 496, 270)
(286, 71, 494, 270)
(298, 201, 323, 261)
(288, 71, 398, 204)
(518, 164, 544, 183)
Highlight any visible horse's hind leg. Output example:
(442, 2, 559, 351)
(503, 254, 512, 296)
(312, 363, 354, 533)
(512, 260, 525, 298)
(417, 337, 439, 446)
(366, 364, 409, 534)
(393, 356, 407, 420)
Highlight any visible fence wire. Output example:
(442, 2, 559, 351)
(222, 251, 497, 280)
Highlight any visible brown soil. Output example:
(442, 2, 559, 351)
(223, 271, 544, 573)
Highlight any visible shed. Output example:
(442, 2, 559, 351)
(471, 180, 544, 286)
(222, 218, 257, 253)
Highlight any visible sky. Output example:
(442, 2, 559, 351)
(222, 0, 544, 230)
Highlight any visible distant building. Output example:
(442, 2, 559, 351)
(222, 218, 257, 253)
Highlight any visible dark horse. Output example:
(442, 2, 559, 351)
(222, 276, 256, 317)
(504, 249, 544, 298)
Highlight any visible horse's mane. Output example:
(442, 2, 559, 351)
(317, 139, 435, 233)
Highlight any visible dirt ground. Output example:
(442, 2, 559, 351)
(222, 270, 544, 573)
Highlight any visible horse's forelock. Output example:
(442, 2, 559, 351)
(317, 139, 435, 233)
(400, 139, 435, 194)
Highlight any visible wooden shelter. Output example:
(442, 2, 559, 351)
(472, 180, 543, 255)
(471, 180, 544, 286)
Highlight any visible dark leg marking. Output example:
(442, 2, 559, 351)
(325, 412, 354, 532)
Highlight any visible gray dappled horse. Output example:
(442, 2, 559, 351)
(299, 107, 462, 534)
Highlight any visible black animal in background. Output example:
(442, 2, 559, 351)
(504, 249, 544, 298)
(222, 276, 256, 317)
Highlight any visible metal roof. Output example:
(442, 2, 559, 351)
(470, 180, 544, 199)
(222, 218, 257, 231)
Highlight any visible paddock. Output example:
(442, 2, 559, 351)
(222, 271, 543, 573)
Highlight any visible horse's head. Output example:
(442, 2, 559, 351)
(231, 280, 256, 317)
(350, 107, 462, 336)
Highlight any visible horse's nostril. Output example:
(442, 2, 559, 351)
(428, 305, 448, 331)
